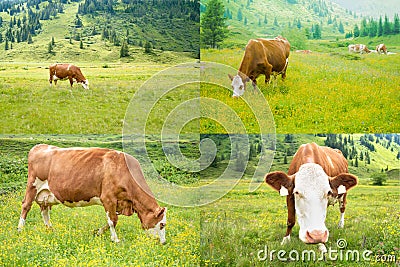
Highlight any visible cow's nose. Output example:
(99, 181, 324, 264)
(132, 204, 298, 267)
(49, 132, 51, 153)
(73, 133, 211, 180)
(306, 230, 328, 244)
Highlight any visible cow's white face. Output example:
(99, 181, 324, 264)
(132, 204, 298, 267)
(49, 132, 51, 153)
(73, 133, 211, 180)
(148, 207, 167, 244)
(228, 74, 245, 97)
(293, 163, 331, 244)
(81, 80, 89, 90)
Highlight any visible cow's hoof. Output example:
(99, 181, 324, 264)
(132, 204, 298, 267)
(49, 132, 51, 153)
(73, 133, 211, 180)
(318, 243, 327, 253)
(337, 221, 344, 228)
(281, 235, 291, 245)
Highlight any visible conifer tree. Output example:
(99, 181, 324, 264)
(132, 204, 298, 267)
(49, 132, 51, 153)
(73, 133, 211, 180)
(201, 0, 228, 48)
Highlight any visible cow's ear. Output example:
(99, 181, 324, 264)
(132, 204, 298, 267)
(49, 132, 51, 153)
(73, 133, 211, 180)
(265, 171, 294, 195)
(156, 207, 166, 218)
(228, 74, 234, 81)
(329, 173, 358, 193)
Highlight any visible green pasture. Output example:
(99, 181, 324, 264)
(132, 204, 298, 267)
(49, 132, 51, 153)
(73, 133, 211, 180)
(201, 48, 400, 133)
(0, 190, 200, 267)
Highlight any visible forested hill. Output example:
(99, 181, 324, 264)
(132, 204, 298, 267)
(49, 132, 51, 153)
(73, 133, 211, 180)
(76, 0, 199, 53)
(201, 0, 362, 46)
(0, 0, 200, 60)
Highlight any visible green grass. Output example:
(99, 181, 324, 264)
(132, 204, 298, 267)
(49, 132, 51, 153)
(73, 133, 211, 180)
(0, 191, 200, 267)
(201, 47, 400, 133)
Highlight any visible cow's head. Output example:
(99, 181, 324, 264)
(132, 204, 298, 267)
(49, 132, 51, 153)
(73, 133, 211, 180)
(80, 79, 89, 90)
(146, 207, 167, 244)
(265, 163, 357, 244)
(228, 74, 248, 97)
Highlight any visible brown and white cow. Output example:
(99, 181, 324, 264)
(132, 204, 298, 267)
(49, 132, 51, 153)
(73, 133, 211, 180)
(228, 36, 290, 97)
(265, 143, 357, 248)
(376, 43, 387, 55)
(348, 44, 371, 54)
(18, 144, 167, 244)
(49, 63, 89, 89)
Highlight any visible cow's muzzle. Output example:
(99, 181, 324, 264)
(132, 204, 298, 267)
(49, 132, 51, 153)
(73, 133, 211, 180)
(305, 230, 328, 244)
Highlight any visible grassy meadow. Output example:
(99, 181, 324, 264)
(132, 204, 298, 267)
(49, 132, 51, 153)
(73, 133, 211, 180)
(201, 47, 400, 133)
(0, 190, 200, 267)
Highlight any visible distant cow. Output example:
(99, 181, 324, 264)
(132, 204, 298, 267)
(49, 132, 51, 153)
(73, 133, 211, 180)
(348, 44, 371, 54)
(376, 43, 387, 55)
(265, 143, 357, 247)
(49, 63, 89, 89)
(228, 36, 290, 97)
(18, 144, 167, 244)
(295, 50, 312, 54)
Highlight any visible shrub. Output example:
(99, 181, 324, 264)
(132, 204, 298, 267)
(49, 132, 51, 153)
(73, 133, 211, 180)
(371, 172, 387, 186)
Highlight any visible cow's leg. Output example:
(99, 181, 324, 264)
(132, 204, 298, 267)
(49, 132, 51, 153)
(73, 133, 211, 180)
(102, 199, 119, 242)
(251, 78, 257, 91)
(68, 77, 74, 87)
(282, 59, 289, 80)
(338, 194, 347, 228)
(105, 211, 119, 242)
(282, 194, 295, 245)
(41, 206, 52, 229)
(49, 70, 54, 86)
(18, 182, 37, 231)
(264, 64, 273, 84)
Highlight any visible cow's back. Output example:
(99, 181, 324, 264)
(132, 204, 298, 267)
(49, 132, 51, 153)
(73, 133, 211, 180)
(288, 143, 348, 176)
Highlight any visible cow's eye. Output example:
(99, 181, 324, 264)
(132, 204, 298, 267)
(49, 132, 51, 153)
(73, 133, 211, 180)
(160, 223, 166, 230)
(293, 190, 301, 197)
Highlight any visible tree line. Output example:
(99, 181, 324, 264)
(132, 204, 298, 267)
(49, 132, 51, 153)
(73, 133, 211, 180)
(345, 14, 400, 38)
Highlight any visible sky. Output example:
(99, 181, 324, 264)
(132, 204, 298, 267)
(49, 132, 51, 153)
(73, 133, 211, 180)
(331, 0, 399, 18)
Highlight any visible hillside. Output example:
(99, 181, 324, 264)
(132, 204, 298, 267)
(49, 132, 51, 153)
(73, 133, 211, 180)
(0, 0, 200, 62)
(201, 0, 362, 47)
(201, 0, 400, 48)
(331, 0, 399, 18)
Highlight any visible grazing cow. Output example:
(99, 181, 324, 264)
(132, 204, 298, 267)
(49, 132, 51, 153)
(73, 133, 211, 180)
(18, 144, 167, 244)
(348, 44, 371, 54)
(295, 50, 312, 54)
(376, 43, 387, 55)
(265, 143, 357, 248)
(49, 63, 89, 89)
(228, 36, 290, 97)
